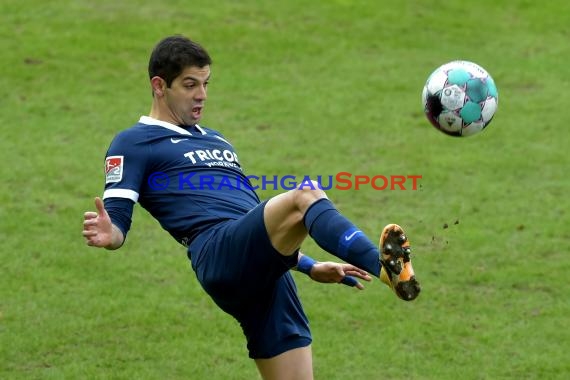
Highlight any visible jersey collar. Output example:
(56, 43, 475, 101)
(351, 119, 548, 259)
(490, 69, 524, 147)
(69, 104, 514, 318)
(139, 116, 206, 135)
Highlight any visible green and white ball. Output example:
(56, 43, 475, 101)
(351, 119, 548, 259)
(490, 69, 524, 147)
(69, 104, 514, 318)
(422, 60, 498, 137)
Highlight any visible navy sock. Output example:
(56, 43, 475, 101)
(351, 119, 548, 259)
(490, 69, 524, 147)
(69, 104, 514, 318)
(303, 198, 381, 276)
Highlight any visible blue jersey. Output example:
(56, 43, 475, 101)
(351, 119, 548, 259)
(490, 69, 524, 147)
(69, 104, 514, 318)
(103, 117, 311, 359)
(103, 116, 260, 245)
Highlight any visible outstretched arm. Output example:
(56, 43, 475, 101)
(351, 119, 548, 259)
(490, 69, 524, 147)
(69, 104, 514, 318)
(296, 252, 372, 290)
(82, 197, 125, 250)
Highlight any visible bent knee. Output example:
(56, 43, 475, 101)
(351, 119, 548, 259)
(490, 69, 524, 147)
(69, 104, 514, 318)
(293, 179, 327, 211)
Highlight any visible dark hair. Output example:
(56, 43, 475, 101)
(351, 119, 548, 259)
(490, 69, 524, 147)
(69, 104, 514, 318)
(148, 35, 212, 87)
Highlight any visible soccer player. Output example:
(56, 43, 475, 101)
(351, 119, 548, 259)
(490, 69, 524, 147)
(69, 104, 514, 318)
(82, 35, 420, 380)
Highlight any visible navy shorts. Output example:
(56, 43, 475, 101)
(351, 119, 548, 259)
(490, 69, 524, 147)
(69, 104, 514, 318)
(188, 201, 312, 359)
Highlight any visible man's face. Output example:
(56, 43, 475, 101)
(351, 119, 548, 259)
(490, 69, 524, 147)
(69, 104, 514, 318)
(164, 65, 210, 126)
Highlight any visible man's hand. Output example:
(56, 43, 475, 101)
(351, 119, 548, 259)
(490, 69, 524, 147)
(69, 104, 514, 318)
(82, 197, 123, 249)
(309, 262, 372, 290)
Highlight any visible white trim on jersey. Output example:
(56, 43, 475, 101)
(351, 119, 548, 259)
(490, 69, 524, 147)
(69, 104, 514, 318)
(139, 116, 207, 135)
(103, 188, 140, 202)
(194, 124, 207, 135)
(139, 116, 192, 135)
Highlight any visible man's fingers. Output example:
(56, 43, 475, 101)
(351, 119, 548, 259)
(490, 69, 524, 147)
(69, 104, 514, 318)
(340, 276, 357, 286)
(344, 269, 372, 281)
(84, 212, 98, 219)
(82, 230, 97, 237)
(83, 219, 97, 227)
(346, 265, 369, 276)
(94, 197, 106, 216)
(84, 233, 105, 247)
(340, 276, 364, 290)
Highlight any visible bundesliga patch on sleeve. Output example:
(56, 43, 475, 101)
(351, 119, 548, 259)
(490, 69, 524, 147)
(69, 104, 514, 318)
(105, 155, 124, 183)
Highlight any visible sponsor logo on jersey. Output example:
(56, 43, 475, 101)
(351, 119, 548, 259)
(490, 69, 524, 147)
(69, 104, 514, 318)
(105, 155, 124, 183)
(183, 149, 239, 168)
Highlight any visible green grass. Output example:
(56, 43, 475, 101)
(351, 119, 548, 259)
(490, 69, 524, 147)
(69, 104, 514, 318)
(1, 0, 569, 379)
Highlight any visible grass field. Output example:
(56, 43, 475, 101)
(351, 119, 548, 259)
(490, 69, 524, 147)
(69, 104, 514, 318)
(1, 0, 569, 379)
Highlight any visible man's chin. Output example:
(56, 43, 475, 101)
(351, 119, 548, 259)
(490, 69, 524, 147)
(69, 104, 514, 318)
(182, 117, 200, 126)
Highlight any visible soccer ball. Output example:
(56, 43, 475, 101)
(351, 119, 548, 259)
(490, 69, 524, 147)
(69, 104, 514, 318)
(422, 60, 498, 137)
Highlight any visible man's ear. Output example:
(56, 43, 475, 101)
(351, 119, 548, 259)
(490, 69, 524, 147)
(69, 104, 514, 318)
(150, 76, 166, 97)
